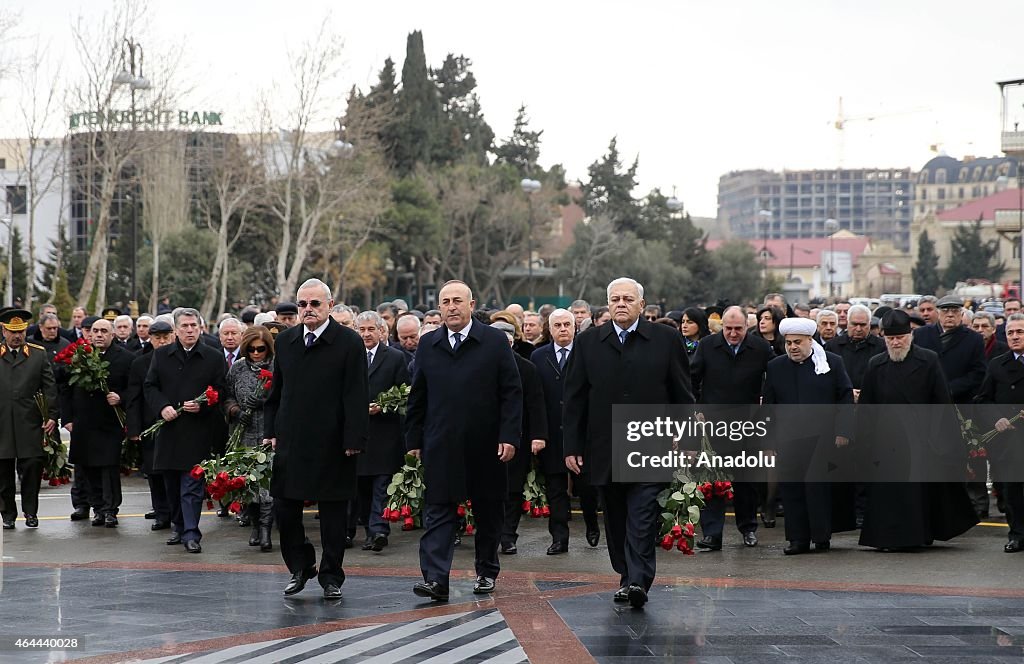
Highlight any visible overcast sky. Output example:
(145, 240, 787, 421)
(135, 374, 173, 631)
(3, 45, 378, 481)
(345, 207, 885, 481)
(4, 0, 1024, 217)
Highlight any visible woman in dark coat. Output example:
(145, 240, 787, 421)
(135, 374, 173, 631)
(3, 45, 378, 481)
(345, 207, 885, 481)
(680, 307, 710, 356)
(223, 326, 275, 550)
(751, 305, 785, 357)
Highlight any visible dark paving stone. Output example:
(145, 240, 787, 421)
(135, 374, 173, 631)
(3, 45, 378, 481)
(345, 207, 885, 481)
(534, 580, 592, 591)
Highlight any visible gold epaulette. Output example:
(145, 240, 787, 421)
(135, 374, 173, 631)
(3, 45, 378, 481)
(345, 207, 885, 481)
(26, 343, 45, 351)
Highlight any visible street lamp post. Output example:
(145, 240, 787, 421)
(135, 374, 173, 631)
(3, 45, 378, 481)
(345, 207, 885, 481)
(112, 37, 150, 313)
(824, 218, 839, 298)
(521, 178, 541, 310)
(758, 209, 772, 284)
(1018, 166, 1024, 297)
(1, 198, 12, 307)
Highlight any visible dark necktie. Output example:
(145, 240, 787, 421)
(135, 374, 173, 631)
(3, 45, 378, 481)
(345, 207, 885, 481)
(226, 352, 234, 367)
(619, 329, 628, 346)
(452, 332, 463, 351)
(305, 332, 315, 348)
(367, 350, 373, 366)
(557, 347, 568, 370)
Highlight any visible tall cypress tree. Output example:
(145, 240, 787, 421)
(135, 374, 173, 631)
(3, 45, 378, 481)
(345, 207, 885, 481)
(912, 229, 941, 294)
(391, 31, 443, 175)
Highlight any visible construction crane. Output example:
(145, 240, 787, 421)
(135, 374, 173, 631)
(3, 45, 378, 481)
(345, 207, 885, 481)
(833, 96, 931, 165)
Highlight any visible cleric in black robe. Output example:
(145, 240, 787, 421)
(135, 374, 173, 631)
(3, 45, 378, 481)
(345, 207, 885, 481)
(857, 309, 978, 551)
(762, 316, 856, 555)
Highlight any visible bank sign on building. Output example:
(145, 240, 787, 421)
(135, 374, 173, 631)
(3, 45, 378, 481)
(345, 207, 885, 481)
(69, 109, 223, 130)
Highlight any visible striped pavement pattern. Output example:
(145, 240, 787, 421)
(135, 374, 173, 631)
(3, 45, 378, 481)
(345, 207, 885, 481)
(135, 610, 528, 663)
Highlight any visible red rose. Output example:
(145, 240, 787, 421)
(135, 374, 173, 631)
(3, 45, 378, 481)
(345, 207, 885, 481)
(401, 505, 412, 517)
(684, 522, 695, 537)
(49, 478, 59, 486)
(263, 380, 272, 390)
(206, 500, 214, 509)
(677, 538, 687, 552)
(465, 524, 475, 535)
(969, 450, 977, 458)
(466, 500, 472, 507)
(541, 505, 550, 517)
(216, 471, 229, 482)
(670, 524, 682, 538)
(531, 507, 541, 518)
(228, 501, 242, 514)
(660, 534, 673, 550)
(189, 465, 205, 480)
(456, 504, 465, 517)
(521, 500, 531, 512)
(402, 516, 414, 531)
(258, 369, 273, 380)
(389, 511, 401, 522)
(979, 449, 987, 458)
(204, 386, 219, 406)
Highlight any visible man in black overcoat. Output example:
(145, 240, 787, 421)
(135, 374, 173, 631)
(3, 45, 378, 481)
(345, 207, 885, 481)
(824, 304, 886, 399)
(124, 321, 175, 531)
(264, 279, 368, 599)
(858, 310, 978, 550)
(762, 316, 855, 555)
(406, 280, 522, 602)
(145, 308, 227, 552)
(492, 321, 548, 555)
(975, 313, 1024, 552)
(690, 305, 772, 550)
(913, 295, 988, 516)
(531, 308, 601, 552)
(62, 318, 133, 527)
(563, 277, 693, 609)
(356, 310, 409, 552)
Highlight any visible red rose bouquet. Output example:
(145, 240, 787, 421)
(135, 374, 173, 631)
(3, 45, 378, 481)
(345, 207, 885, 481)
(56, 338, 126, 429)
(957, 406, 1024, 465)
(141, 386, 219, 439)
(522, 461, 549, 518)
(34, 391, 71, 485)
(384, 453, 423, 530)
(657, 434, 732, 555)
(192, 442, 273, 512)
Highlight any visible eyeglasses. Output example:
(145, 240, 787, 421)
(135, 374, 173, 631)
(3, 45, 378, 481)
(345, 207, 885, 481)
(296, 300, 323, 309)
(644, 315, 657, 320)
(248, 345, 268, 353)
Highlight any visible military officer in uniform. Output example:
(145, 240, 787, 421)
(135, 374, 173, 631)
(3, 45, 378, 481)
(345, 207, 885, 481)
(0, 309, 58, 529)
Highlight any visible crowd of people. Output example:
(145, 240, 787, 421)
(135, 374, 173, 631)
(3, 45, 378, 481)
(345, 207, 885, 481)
(0, 278, 1021, 609)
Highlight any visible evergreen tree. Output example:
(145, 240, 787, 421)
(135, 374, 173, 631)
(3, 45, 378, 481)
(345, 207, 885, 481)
(912, 229, 942, 294)
(37, 225, 85, 306)
(430, 53, 494, 165)
(494, 105, 543, 177)
(1, 227, 30, 303)
(944, 219, 1005, 286)
(390, 31, 443, 175)
(50, 269, 75, 325)
(581, 137, 640, 233)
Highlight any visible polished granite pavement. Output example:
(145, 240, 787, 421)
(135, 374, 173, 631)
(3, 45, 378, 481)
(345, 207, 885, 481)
(0, 477, 1022, 662)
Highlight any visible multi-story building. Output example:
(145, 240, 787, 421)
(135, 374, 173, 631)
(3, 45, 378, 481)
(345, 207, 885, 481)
(913, 154, 1018, 221)
(717, 167, 915, 251)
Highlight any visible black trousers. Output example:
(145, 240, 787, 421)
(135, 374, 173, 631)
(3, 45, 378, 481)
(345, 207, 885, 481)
(82, 465, 122, 517)
(357, 474, 391, 538)
(140, 440, 170, 522)
(545, 472, 571, 544)
(0, 457, 44, 521)
(419, 499, 502, 588)
(70, 464, 92, 511)
(699, 481, 759, 539)
(1002, 482, 1024, 541)
(781, 482, 831, 544)
(600, 483, 662, 591)
(277, 498, 348, 588)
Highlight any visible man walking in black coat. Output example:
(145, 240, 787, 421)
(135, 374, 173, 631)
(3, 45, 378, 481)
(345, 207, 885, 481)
(406, 280, 523, 602)
(493, 321, 548, 555)
(356, 311, 409, 552)
(145, 308, 227, 552)
(563, 277, 694, 608)
(825, 304, 886, 400)
(531, 308, 601, 553)
(124, 320, 176, 531)
(690, 305, 772, 550)
(264, 279, 368, 599)
(62, 319, 134, 528)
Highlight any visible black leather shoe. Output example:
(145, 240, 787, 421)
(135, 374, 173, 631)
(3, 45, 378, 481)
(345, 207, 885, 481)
(250, 528, 262, 547)
(216, 506, 229, 518)
(144, 511, 156, 520)
(237, 514, 251, 527)
(283, 565, 317, 595)
(784, 541, 811, 555)
(2, 520, 14, 530)
(813, 540, 831, 552)
(166, 533, 182, 545)
(104, 515, 118, 528)
(473, 576, 495, 594)
(696, 535, 722, 551)
(760, 513, 776, 528)
(546, 541, 569, 555)
(371, 534, 388, 552)
(25, 515, 38, 528)
(184, 540, 202, 553)
(70, 509, 90, 521)
(91, 515, 105, 527)
(453, 533, 462, 547)
(743, 532, 758, 547)
(323, 584, 343, 600)
(1005, 540, 1024, 553)
(627, 584, 648, 609)
(412, 581, 449, 601)
(586, 528, 600, 547)
(361, 537, 375, 551)
(151, 520, 170, 531)
(613, 587, 629, 603)
(500, 542, 517, 555)
(344, 536, 354, 549)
